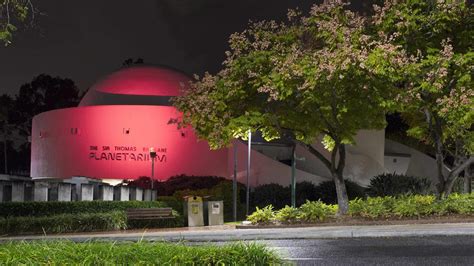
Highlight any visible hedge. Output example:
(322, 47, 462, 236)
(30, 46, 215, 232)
(0, 201, 168, 218)
(0, 211, 127, 235)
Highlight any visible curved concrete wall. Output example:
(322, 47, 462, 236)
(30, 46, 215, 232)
(31, 105, 228, 180)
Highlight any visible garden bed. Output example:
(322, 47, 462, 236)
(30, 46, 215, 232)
(237, 214, 474, 229)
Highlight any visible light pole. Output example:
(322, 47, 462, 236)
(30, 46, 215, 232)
(149, 147, 157, 191)
(246, 129, 251, 216)
(233, 143, 237, 222)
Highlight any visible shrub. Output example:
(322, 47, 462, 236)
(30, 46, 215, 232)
(295, 181, 320, 206)
(0, 211, 127, 235)
(366, 173, 432, 197)
(0, 241, 281, 265)
(298, 200, 337, 222)
(247, 205, 275, 224)
(349, 197, 395, 219)
(392, 195, 436, 217)
(251, 183, 290, 210)
(0, 201, 169, 218)
(274, 205, 300, 224)
(437, 193, 474, 215)
(128, 211, 184, 229)
(157, 175, 229, 196)
(314, 180, 367, 204)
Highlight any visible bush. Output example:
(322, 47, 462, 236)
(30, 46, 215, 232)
(251, 183, 290, 210)
(0, 201, 169, 218)
(295, 181, 320, 206)
(314, 180, 367, 204)
(437, 193, 474, 215)
(298, 200, 337, 222)
(157, 175, 229, 196)
(0, 211, 127, 235)
(246, 205, 275, 225)
(392, 195, 436, 217)
(274, 205, 300, 224)
(366, 173, 431, 197)
(349, 197, 395, 219)
(0, 241, 281, 265)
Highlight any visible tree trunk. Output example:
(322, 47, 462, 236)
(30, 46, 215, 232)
(333, 171, 349, 215)
(464, 173, 472, 194)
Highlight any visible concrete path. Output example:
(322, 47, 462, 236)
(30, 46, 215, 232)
(2, 222, 474, 243)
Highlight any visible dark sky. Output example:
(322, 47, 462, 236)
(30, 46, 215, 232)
(0, 0, 324, 95)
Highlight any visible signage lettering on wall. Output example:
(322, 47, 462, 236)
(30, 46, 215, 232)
(88, 145, 167, 162)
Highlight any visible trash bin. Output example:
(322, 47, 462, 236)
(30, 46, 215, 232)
(184, 196, 204, 227)
(207, 201, 224, 226)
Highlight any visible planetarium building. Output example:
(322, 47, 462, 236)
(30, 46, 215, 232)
(31, 65, 440, 186)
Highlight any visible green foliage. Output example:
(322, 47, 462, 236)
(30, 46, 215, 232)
(274, 205, 300, 224)
(438, 193, 474, 215)
(246, 205, 275, 225)
(0, 241, 281, 265)
(298, 200, 337, 223)
(366, 173, 432, 197)
(0, 0, 32, 46)
(349, 197, 395, 219)
(0, 201, 168, 218)
(0, 211, 127, 235)
(128, 211, 184, 229)
(392, 195, 436, 218)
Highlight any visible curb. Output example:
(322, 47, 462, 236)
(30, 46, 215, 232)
(1, 223, 474, 243)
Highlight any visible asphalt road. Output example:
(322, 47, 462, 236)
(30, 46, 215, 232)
(260, 236, 474, 265)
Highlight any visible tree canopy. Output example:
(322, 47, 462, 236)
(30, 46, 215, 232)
(175, 1, 404, 214)
(0, 0, 35, 46)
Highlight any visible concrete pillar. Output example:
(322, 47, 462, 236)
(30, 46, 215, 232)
(48, 183, 59, 201)
(58, 183, 72, 202)
(33, 182, 49, 202)
(0, 181, 4, 202)
(99, 185, 114, 201)
(129, 187, 143, 201)
(143, 189, 152, 201)
(114, 186, 129, 201)
(79, 184, 94, 201)
(11, 181, 25, 202)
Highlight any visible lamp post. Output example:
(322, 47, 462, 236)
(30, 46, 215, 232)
(149, 147, 157, 191)
(233, 143, 237, 222)
(246, 129, 251, 216)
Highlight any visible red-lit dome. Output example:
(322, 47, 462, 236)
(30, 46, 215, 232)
(79, 65, 191, 106)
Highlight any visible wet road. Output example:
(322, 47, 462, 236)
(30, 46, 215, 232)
(262, 236, 474, 265)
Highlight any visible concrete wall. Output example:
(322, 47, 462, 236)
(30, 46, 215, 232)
(34, 182, 49, 201)
(79, 184, 94, 201)
(384, 154, 411, 175)
(11, 182, 25, 202)
(129, 187, 143, 201)
(385, 139, 447, 184)
(58, 183, 72, 201)
(98, 185, 114, 201)
(114, 186, 129, 201)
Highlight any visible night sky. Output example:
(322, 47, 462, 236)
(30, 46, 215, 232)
(0, 0, 324, 95)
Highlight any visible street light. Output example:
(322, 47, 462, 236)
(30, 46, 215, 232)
(246, 129, 251, 216)
(149, 147, 157, 191)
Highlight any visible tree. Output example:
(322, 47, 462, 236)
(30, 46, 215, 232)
(175, 1, 400, 214)
(0, 94, 14, 173)
(0, 0, 35, 46)
(374, 0, 474, 196)
(14, 74, 81, 138)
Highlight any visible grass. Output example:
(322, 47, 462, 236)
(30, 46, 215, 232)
(0, 240, 281, 265)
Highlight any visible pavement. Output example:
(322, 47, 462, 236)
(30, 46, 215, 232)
(1, 222, 474, 243)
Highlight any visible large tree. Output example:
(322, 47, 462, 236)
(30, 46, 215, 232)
(14, 74, 81, 138)
(175, 1, 400, 214)
(374, 0, 474, 196)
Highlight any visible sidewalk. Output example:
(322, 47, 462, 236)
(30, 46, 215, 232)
(2, 223, 474, 242)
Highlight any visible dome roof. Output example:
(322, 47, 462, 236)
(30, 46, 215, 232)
(79, 65, 191, 106)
